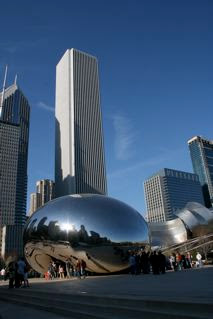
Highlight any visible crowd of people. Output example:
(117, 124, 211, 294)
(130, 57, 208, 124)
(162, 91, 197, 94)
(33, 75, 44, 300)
(0, 257, 30, 288)
(128, 250, 204, 275)
(0, 251, 204, 287)
(45, 258, 87, 280)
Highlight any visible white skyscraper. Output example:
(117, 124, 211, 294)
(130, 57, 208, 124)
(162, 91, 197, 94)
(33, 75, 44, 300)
(55, 49, 107, 197)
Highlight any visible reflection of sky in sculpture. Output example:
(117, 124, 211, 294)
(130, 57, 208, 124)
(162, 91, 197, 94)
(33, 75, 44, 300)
(24, 194, 149, 246)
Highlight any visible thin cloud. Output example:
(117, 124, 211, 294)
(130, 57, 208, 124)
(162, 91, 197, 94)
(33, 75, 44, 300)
(37, 101, 54, 113)
(0, 39, 46, 54)
(112, 114, 137, 160)
(108, 148, 185, 179)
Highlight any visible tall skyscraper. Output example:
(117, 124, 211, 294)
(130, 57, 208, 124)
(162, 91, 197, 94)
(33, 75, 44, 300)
(0, 78, 30, 258)
(29, 193, 42, 216)
(144, 168, 204, 223)
(36, 179, 55, 205)
(188, 136, 213, 208)
(29, 179, 55, 216)
(55, 49, 107, 197)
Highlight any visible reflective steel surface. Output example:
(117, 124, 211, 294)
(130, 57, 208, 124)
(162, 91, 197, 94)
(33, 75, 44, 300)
(175, 202, 213, 237)
(149, 202, 213, 249)
(149, 218, 188, 248)
(24, 194, 149, 274)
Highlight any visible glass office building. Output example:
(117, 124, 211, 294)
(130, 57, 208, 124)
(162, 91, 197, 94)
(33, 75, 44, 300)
(0, 82, 30, 258)
(188, 136, 213, 208)
(144, 168, 204, 222)
(0, 83, 30, 225)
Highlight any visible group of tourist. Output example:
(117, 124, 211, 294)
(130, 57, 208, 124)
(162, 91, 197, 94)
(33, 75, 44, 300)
(128, 250, 204, 275)
(129, 250, 167, 275)
(45, 258, 87, 280)
(0, 250, 204, 286)
(3, 257, 30, 288)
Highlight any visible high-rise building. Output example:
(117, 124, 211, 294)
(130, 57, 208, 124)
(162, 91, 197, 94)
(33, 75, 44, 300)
(36, 179, 55, 205)
(29, 192, 42, 216)
(144, 168, 204, 223)
(55, 49, 107, 197)
(0, 79, 30, 258)
(188, 136, 213, 208)
(29, 179, 55, 216)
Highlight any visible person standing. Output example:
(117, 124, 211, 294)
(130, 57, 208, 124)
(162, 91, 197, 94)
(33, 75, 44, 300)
(81, 260, 86, 279)
(158, 251, 166, 274)
(0, 268, 6, 280)
(76, 259, 81, 279)
(150, 251, 159, 274)
(59, 265, 65, 279)
(16, 257, 26, 287)
(196, 252, 203, 267)
(186, 252, 192, 268)
(8, 263, 15, 288)
(129, 253, 136, 275)
(65, 259, 72, 279)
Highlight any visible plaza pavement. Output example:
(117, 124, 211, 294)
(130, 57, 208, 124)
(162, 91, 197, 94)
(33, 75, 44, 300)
(0, 266, 213, 318)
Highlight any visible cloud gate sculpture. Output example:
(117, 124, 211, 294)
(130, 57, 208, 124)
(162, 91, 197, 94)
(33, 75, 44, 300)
(24, 195, 213, 274)
(24, 194, 149, 274)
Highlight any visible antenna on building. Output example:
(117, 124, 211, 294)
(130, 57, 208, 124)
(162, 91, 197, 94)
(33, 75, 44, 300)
(0, 65, 8, 114)
(14, 74, 17, 85)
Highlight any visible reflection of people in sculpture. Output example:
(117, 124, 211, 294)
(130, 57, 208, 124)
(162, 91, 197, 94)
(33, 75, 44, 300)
(48, 221, 60, 240)
(37, 217, 48, 239)
(78, 225, 89, 242)
(27, 219, 37, 237)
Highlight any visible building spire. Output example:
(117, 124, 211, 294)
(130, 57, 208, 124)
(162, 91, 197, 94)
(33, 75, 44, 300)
(14, 74, 17, 85)
(0, 65, 8, 116)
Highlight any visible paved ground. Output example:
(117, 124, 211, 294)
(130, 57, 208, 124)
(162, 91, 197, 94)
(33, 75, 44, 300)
(1, 266, 213, 302)
(0, 266, 212, 318)
(0, 301, 67, 319)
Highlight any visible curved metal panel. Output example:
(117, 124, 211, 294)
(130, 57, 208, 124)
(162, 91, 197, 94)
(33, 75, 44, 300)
(24, 194, 149, 274)
(175, 202, 213, 237)
(149, 218, 187, 248)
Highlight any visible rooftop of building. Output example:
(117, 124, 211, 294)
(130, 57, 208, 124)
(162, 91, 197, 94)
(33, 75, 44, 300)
(188, 135, 213, 145)
(144, 168, 199, 182)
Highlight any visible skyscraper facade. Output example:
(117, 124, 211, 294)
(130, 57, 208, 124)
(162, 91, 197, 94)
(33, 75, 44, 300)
(36, 179, 55, 205)
(188, 136, 213, 208)
(29, 192, 42, 216)
(29, 179, 55, 216)
(144, 168, 204, 222)
(0, 83, 30, 225)
(0, 82, 30, 257)
(55, 49, 107, 197)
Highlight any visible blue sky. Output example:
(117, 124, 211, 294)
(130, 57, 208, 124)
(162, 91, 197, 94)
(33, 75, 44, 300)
(0, 0, 212, 216)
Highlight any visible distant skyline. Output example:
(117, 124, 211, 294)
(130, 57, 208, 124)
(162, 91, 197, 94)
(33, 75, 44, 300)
(0, 0, 212, 215)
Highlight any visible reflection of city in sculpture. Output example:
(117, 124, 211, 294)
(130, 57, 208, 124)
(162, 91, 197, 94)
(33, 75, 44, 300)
(24, 195, 213, 274)
(24, 194, 149, 274)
